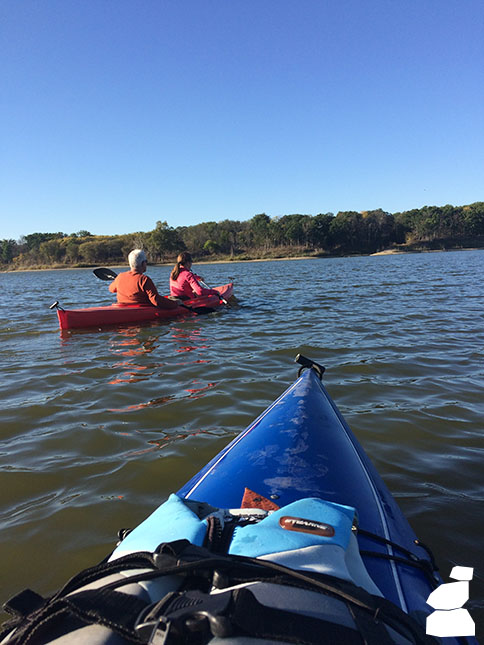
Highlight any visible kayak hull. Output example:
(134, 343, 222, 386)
(177, 366, 437, 619)
(56, 283, 233, 330)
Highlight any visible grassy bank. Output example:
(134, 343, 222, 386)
(2, 240, 484, 273)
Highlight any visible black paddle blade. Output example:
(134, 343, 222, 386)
(93, 267, 118, 281)
(193, 307, 216, 315)
(181, 305, 216, 315)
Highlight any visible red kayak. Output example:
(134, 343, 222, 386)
(53, 283, 233, 330)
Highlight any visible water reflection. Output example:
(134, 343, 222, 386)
(185, 381, 216, 398)
(122, 428, 211, 458)
(171, 326, 208, 355)
(108, 382, 217, 412)
(110, 329, 160, 357)
(104, 323, 217, 409)
(107, 328, 161, 384)
(108, 362, 152, 385)
(108, 394, 176, 412)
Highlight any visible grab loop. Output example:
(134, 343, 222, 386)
(295, 354, 325, 380)
(49, 301, 65, 311)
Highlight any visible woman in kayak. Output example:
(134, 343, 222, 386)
(170, 251, 220, 300)
(109, 249, 179, 309)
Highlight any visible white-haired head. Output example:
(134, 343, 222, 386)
(128, 249, 147, 272)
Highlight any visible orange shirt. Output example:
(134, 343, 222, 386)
(109, 271, 177, 309)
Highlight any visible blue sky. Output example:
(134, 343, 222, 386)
(1, 0, 483, 241)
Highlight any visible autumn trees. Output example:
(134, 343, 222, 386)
(1, 202, 483, 268)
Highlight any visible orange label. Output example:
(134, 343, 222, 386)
(279, 516, 335, 537)
(241, 487, 280, 511)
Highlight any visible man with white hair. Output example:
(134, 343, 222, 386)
(109, 249, 179, 309)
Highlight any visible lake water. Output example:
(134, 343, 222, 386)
(0, 250, 483, 637)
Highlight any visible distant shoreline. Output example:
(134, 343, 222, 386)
(1, 255, 319, 273)
(2, 246, 482, 274)
(369, 247, 482, 256)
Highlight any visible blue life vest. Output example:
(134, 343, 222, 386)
(111, 493, 382, 597)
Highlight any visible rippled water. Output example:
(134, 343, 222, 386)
(1, 251, 483, 637)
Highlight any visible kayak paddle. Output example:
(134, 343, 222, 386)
(93, 267, 118, 281)
(198, 278, 228, 305)
(93, 268, 215, 315)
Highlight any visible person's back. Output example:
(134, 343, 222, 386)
(110, 271, 160, 306)
(109, 249, 178, 309)
(170, 251, 219, 299)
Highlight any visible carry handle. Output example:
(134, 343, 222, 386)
(295, 354, 325, 380)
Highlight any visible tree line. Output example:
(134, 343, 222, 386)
(1, 202, 483, 269)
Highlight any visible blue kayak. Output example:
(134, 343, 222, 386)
(178, 355, 433, 616)
(1, 355, 477, 644)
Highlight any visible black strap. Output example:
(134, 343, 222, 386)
(51, 551, 161, 599)
(0, 544, 190, 644)
(1, 540, 437, 645)
(2, 588, 45, 618)
(145, 585, 435, 645)
(359, 528, 439, 575)
(348, 603, 395, 645)
(357, 527, 439, 589)
(357, 527, 440, 588)
(71, 544, 436, 643)
(359, 550, 438, 587)
(232, 586, 364, 644)
(136, 586, 364, 645)
(3, 589, 148, 645)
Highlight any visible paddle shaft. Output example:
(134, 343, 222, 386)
(198, 279, 228, 305)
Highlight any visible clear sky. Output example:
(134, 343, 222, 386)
(1, 0, 483, 241)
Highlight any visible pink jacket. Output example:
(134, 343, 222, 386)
(170, 269, 219, 299)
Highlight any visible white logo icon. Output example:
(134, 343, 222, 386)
(426, 566, 475, 637)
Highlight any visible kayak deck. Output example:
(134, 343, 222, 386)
(177, 356, 440, 619)
(55, 282, 233, 330)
